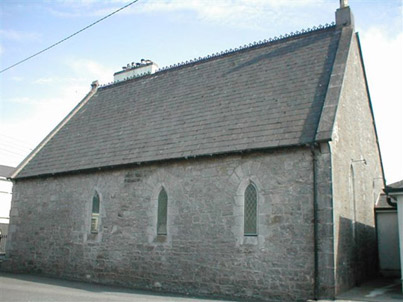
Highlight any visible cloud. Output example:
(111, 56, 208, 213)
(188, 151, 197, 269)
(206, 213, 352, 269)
(1, 58, 114, 167)
(47, 0, 125, 18)
(11, 76, 24, 82)
(47, 8, 83, 18)
(1, 91, 88, 166)
(8, 97, 34, 105)
(138, 0, 318, 12)
(0, 29, 41, 42)
(34, 77, 56, 84)
(131, 0, 326, 30)
(48, 0, 98, 8)
(47, 0, 327, 30)
(360, 27, 403, 183)
(68, 58, 114, 83)
(30, 59, 113, 85)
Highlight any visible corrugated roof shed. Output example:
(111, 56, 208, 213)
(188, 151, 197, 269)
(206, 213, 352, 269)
(15, 25, 344, 178)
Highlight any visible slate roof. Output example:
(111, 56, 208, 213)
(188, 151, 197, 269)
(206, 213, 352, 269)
(385, 180, 403, 193)
(15, 25, 344, 178)
(0, 165, 15, 178)
(388, 180, 403, 189)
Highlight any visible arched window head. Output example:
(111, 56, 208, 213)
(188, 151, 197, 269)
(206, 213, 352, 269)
(91, 191, 100, 233)
(157, 188, 168, 235)
(244, 183, 257, 236)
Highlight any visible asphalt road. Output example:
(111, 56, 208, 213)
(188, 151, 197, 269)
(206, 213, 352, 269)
(2, 272, 401, 302)
(0, 272, 234, 302)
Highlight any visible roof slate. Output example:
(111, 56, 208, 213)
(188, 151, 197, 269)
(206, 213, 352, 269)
(16, 26, 342, 178)
(385, 180, 403, 193)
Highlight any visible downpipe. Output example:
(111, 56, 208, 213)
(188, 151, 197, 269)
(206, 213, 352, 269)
(310, 144, 319, 300)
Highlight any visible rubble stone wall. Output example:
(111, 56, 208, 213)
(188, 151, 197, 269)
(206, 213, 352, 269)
(5, 149, 316, 302)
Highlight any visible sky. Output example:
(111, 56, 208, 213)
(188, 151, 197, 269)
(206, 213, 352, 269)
(0, 0, 402, 185)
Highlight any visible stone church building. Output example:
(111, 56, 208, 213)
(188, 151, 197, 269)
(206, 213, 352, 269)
(4, 5, 385, 302)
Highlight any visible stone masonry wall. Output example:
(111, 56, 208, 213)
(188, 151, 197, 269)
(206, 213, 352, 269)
(330, 34, 384, 294)
(314, 143, 335, 299)
(6, 149, 316, 302)
(0, 223, 9, 254)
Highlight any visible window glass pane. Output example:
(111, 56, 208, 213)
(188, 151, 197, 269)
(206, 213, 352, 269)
(92, 191, 100, 214)
(244, 183, 257, 235)
(157, 188, 168, 235)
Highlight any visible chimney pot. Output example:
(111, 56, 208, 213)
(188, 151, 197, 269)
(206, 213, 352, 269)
(340, 0, 348, 8)
(91, 80, 99, 89)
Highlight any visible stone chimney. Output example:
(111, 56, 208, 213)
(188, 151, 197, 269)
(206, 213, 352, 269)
(114, 59, 158, 82)
(336, 0, 354, 28)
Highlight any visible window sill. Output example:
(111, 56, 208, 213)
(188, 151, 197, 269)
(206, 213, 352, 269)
(154, 234, 167, 243)
(242, 235, 258, 245)
(87, 232, 101, 242)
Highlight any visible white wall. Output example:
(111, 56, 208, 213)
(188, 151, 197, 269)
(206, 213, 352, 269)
(0, 178, 12, 223)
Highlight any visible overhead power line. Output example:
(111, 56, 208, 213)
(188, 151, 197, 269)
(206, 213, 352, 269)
(0, 0, 140, 74)
(0, 148, 28, 157)
(0, 133, 32, 147)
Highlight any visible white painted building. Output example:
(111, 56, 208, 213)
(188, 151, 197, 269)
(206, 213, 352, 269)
(0, 165, 14, 253)
(0, 165, 14, 224)
(384, 180, 403, 293)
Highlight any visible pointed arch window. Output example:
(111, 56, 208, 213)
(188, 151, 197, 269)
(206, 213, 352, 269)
(91, 191, 100, 233)
(157, 188, 168, 235)
(244, 183, 257, 236)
